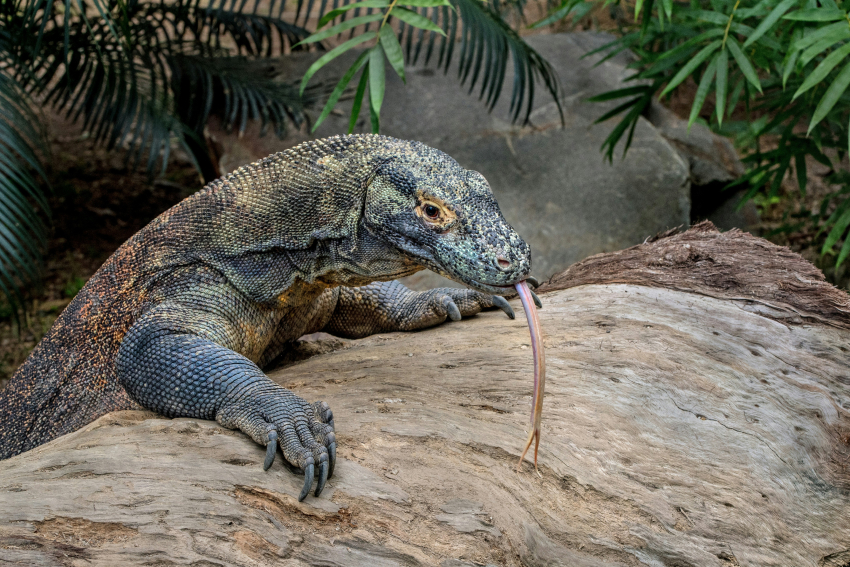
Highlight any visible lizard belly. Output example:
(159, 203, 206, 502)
(258, 287, 339, 368)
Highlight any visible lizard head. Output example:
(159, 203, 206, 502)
(363, 138, 531, 295)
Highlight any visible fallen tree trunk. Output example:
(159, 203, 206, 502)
(2, 222, 849, 567)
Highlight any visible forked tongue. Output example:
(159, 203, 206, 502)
(515, 280, 546, 472)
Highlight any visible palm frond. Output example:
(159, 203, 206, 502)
(319, 0, 563, 124)
(14, 0, 314, 181)
(399, 0, 563, 124)
(170, 54, 310, 136)
(0, 70, 50, 316)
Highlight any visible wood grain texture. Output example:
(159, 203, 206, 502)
(542, 221, 850, 330)
(2, 281, 849, 566)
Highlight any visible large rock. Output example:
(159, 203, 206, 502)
(2, 224, 849, 566)
(211, 32, 691, 287)
(645, 103, 757, 232)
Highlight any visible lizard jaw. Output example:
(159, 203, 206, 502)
(383, 234, 529, 296)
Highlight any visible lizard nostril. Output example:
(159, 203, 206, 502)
(497, 257, 511, 269)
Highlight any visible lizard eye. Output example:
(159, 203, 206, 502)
(424, 204, 440, 219)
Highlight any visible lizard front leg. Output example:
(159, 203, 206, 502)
(116, 298, 335, 501)
(323, 280, 515, 339)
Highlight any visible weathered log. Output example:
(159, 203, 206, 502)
(2, 223, 849, 566)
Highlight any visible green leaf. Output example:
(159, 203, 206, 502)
(301, 32, 377, 94)
(737, 0, 773, 19)
(782, 47, 801, 88)
(835, 229, 850, 268)
(715, 47, 727, 126)
(659, 40, 721, 98)
(651, 28, 725, 66)
(86, 0, 122, 44)
(593, 97, 643, 124)
(379, 25, 406, 82)
(727, 77, 744, 117)
(369, 88, 380, 132)
(744, 0, 796, 48)
(727, 37, 762, 93)
(822, 192, 850, 232)
(402, 0, 453, 6)
(532, 0, 585, 29)
(349, 67, 369, 133)
(690, 10, 727, 25)
(824, 204, 850, 253)
(783, 8, 845, 21)
(297, 14, 384, 45)
(392, 7, 446, 34)
(793, 21, 850, 52)
(311, 50, 370, 132)
(661, 0, 673, 19)
(801, 35, 850, 68)
(689, 56, 717, 127)
(317, 0, 389, 28)
(809, 59, 850, 133)
(369, 45, 385, 130)
(793, 42, 850, 99)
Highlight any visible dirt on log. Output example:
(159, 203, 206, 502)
(2, 222, 850, 567)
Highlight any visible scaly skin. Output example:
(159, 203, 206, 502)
(0, 134, 531, 500)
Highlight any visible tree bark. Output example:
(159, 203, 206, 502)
(2, 222, 849, 567)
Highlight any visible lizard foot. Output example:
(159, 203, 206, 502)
(419, 288, 516, 324)
(217, 389, 336, 501)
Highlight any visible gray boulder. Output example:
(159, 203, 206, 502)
(646, 102, 757, 233)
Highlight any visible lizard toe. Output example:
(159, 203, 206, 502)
(300, 461, 315, 502)
(263, 430, 279, 471)
(530, 289, 543, 309)
(216, 402, 282, 472)
(312, 400, 334, 427)
(277, 421, 322, 500)
(440, 295, 462, 321)
(328, 440, 337, 478)
(316, 458, 329, 496)
(491, 295, 515, 319)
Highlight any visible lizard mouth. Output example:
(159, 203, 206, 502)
(467, 279, 525, 295)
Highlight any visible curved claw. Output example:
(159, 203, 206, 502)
(299, 462, 315, 502)
(328, 441, 337, 478)
(492, 295, 515, 319)
(530, 290, 543, 309)
(526, 276, 540, 289)
(263, 431, 278, 471)
(442, 296, 462, 321)
(315, 459, 329, 497)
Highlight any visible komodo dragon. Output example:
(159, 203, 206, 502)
(0, 134, 534, 501)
